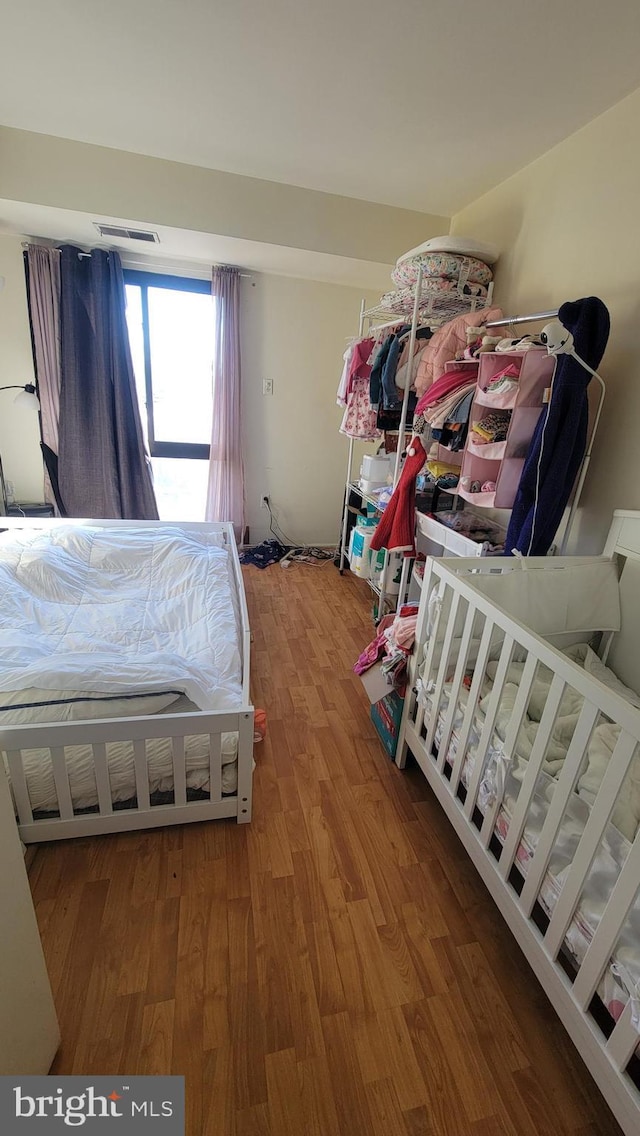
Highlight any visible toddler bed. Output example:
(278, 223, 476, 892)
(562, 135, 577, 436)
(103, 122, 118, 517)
(396, 511, 640, 1136)
(0, 519, 254, 842)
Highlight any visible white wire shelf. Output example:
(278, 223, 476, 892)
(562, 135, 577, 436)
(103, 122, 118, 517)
(363, 279, 495, 329)
(363, 295, 492, 328)
(348, 480, 386, 510)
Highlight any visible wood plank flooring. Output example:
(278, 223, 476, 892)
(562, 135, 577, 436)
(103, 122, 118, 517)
(28, 562, 622, 1135)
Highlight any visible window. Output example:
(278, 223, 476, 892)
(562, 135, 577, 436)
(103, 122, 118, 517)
(124, 270, 214, 520)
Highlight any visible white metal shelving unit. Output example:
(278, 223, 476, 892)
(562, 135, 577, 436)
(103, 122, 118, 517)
(338, 268, 495, 617)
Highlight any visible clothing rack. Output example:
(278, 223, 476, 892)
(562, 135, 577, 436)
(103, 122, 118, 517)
(339, 298, 607, 600)
(338, 265, 495, 615)
(485, 309, 558, 328)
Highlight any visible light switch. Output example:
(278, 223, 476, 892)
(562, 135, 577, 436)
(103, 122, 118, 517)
(262, 378, 273, 396)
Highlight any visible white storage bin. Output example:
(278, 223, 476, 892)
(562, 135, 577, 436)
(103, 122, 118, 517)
(359, 477, 387, 497)
(360, 454, 392, 482)
(370, 549, 403, 595)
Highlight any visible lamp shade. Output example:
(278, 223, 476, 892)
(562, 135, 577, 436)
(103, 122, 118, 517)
(0, 383, 40, 410)
(13, 387, 40, 410)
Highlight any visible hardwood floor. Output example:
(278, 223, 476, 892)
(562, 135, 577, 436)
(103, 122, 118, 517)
(28, 562, 622, 1135)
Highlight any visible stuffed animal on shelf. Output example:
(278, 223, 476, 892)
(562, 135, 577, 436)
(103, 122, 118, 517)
(478, 334, 502, 354)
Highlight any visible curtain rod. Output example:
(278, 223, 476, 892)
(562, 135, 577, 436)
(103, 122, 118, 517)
(485, 309, 558, 328)
(22, 243, 254, 278)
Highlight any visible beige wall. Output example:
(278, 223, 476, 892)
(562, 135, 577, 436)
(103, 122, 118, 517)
(0, 236, 42, 501)
(242, 274, 378, 545)
(0, 126, 447, 267)
(451, 86, 640, 553)
(0, 232, 376, 539)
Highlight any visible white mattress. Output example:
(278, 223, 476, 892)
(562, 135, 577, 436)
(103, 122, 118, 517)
(0, 525, 244, 811)
(17, 697, 240, 813)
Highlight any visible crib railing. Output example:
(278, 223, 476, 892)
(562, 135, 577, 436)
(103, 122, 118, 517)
(398, 556, 640, 1133)
(2, 707, 254, 841)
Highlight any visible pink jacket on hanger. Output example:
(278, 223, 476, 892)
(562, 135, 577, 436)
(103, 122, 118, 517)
(414, 307, 503, 396)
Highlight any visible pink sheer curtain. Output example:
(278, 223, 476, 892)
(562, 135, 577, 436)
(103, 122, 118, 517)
(206, 265, 245, 539)
(25, 245, 62, 508)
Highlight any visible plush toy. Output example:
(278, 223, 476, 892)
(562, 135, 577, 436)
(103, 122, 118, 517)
(478, 334, 502, 354)
(457, 325, 482, 360)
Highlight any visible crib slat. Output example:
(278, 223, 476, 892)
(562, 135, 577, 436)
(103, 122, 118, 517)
(520, 701, 600, 916)
(415, 574, 448, 740)
(450, 616, 494, 793)
(573, 830, 640, 1010)
(605, 1003, 639, 1071)
(172, 736, 187, 807)
(50, 747, 74, 820)
(436, 598, 474, 773)
(464, 634, 515, 820)
(91, 743, 113, 816)
(544, 730, 638, 958)
(498, 673, 566, 880)
(425, 589, 461, 762)
(480, 651, 538, 848)
(6, 749, 33, 826)
(133, 740, 150, 811)
(209, 733, 222, 803)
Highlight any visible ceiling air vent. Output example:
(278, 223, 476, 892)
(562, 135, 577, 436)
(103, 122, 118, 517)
(93, 224, 159, 243)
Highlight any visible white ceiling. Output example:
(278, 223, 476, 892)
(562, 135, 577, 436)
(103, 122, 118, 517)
(1, 1, 640, 214)
(0, 200, 393, 290)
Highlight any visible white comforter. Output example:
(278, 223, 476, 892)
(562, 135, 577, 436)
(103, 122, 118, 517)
(0, 525, 242, 712)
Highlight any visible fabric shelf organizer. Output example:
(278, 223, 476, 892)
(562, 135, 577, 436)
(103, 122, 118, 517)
(457, 350, 556, 508)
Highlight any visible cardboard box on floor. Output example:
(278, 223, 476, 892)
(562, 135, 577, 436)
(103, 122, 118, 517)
(360, 663, 404, 758)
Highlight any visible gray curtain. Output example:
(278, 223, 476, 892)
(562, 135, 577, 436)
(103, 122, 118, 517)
(24, 245, 62, 510)
(57, 246, 158, 519)
(205, 265, 245, 539)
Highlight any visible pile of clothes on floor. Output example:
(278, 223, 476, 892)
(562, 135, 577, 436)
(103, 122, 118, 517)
(354, 604, 419, 695)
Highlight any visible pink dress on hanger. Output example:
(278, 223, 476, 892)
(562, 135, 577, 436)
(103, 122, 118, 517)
(339, 337, 381, 440)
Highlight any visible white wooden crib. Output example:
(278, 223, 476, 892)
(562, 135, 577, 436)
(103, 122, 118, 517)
(0, 519, 254, 842)
(397, 510, 640, 1136)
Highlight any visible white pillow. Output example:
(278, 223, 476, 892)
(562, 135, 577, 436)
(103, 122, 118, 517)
(0, 687, 182, 725)
(397, 235, 499, 267)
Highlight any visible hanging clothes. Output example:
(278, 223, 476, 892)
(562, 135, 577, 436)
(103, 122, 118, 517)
(505, 296, 610, 556)
(370, 439, 427, 555)
(337, 335, 381, 440)
(414, 306, 503, 396)
(337, 336, 375, 406)
(369, 326, 409, 408)
(382, 326, 432, 409)
(340, 376, 381, 440)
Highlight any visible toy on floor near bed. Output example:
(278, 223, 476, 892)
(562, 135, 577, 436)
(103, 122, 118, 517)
(397, 511, 640, 1136)
(0, 520, 254, 841)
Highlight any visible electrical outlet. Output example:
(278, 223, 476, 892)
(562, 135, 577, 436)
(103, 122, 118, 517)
(262, 378, 273, 396)
(260, 494, 270, 509)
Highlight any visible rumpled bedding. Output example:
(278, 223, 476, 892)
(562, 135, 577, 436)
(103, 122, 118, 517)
(0, 525, 243, 711)
(418, 642, 640, 841)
